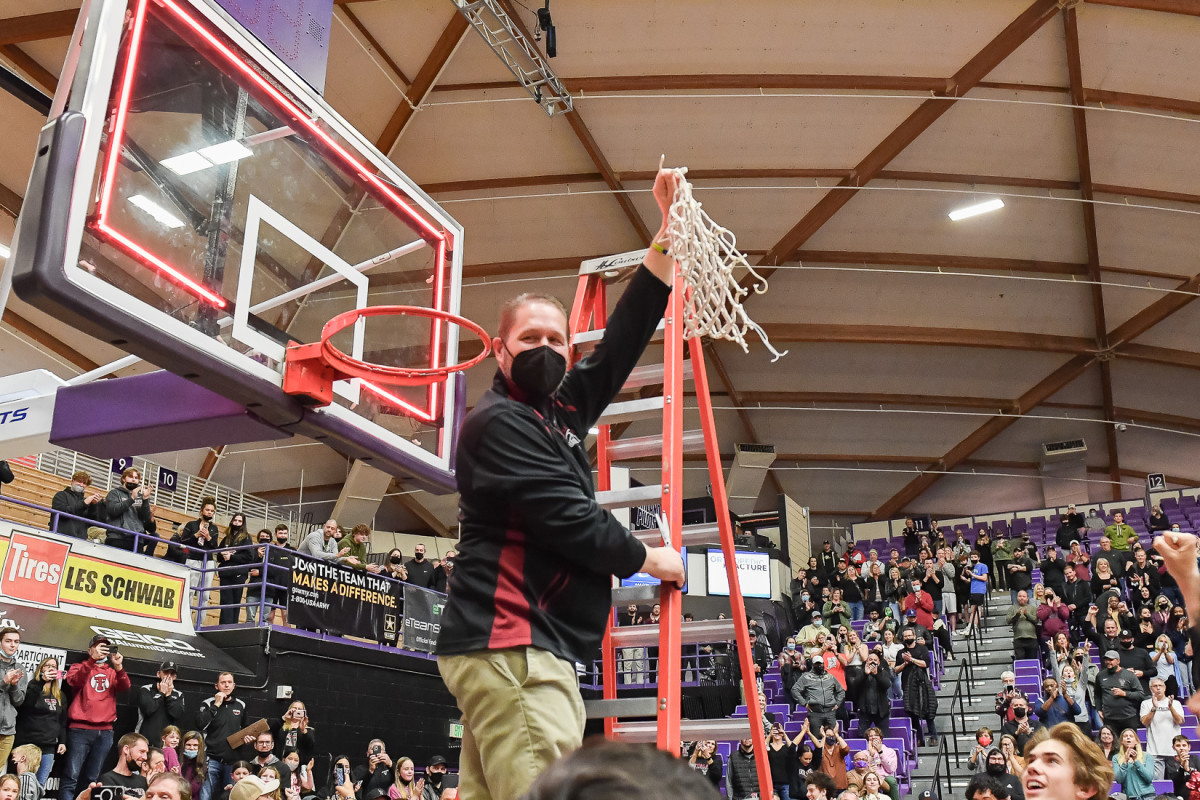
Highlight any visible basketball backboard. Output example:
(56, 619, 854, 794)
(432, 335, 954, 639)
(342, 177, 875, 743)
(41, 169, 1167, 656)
(12, 0, 466, 489)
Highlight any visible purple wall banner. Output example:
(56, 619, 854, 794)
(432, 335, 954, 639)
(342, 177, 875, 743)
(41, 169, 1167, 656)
(214, 0, 335, 93)
(157, 467, 179, 492)
(111, 456, 134, 475)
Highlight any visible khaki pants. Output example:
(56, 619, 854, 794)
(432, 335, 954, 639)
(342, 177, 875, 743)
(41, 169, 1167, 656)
(438, 647, 585, 800)
(0, 734, 12, 774)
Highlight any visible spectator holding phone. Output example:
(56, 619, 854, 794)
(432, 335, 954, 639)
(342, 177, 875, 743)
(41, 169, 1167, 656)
(270, 702, 314, 766)
(16, 656, 67, 785)
(328, 757, 354, 800)
(0, 627, 28, 772)
(52, 471, 105, 539)
(104, 467, 155, 551)
(62, 635, 131, 800)
(352, 740, 393, 800)
(279, 751, 313, 800)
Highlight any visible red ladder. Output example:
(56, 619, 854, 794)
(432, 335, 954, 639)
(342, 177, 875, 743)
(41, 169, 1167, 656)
(568, 251, 773, 800)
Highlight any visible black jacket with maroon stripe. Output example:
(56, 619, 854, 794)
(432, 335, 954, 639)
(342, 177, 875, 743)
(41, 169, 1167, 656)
(437, 265, 669, 664)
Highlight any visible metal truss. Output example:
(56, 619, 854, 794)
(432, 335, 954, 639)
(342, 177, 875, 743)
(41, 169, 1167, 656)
(450, 0, 572, 116)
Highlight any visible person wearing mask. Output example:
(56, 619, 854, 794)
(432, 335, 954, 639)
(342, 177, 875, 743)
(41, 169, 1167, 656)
(0, 627, 27, 772)
(862, 727, 899, 800)
(418, 755, 447, 800)
(1139, 677, 1183, 779)
(1006, 590, 1039, 659)
(958, 552, 988, 636)
(858, 651, 894, 736)
(763, 723, 798, 800)
(840, 565, 865, 621)
(1112, 728, 1154, 800)
(51, 471, 104, 539)
(95, 732, 150, 798)
(262, 525, 296, 626)
(1034, 677, 1079, 728)
(136, 662, 185, 745)
(16, 655, 66, 785)
(791, 655, 845, 733)
(822, 588, 851, 630)
(895, 629, 938, 746)
(196, 673, 251, 800)
(214, 514, 254, 625)
(1060, 565, 1091, 637)
(984, 748, 1025, 800)
(1000, 696, 1043, 753)
(1056, 665, 1091, 733)
(1055, 515, 1079, 553)
(969, 728, 995, 775)
(60, 634, 130, 800)
(180, 498, 220, 598)
(179, 732, 208, 800)
(1094, 651, 1145, 734)
(1163, 736, 1200, 800)
(249, 732, 278, 771)
(103, 466, 155, 551)
(298, 520, 348, 562)
(779, 636, 806, 708)
(403, 545, 436, 589)
(797, 613, 830, 650)
(1040, 547, 1067, 598)
(1115, 628, 1154, 694)
(245, 529, 275, 624)
(803, 723, 849, 792)
(1005, 547, 1034, 607)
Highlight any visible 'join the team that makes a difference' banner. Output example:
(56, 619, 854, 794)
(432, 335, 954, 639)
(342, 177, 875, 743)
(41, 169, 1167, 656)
(0, 523, 190, 629)
(288, 552, 401, 643)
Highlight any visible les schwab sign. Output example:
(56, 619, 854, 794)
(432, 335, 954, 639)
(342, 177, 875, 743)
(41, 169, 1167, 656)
(0, 525, 189, 627)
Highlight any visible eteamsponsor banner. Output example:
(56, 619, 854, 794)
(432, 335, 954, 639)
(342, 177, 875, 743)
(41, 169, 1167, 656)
(401, 584, 444, 653)
(0, 523, 192, 631)
(287, 552, 401, 642)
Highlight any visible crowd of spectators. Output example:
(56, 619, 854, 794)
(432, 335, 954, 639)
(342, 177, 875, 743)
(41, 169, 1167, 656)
(0, 627, 459, 800)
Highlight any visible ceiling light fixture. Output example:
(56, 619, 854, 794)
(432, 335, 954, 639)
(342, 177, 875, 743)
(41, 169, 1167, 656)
(160, 151, 212, 175)
(198, 139, 253, 165)
(948, 198, 1004, 221)
(128, 194, 186, 229)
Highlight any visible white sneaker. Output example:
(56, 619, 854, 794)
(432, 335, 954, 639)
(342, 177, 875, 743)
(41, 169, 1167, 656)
(956, 626, 973, 636)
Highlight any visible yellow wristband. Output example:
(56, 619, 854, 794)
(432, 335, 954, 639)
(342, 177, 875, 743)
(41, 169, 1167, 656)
(651, 241, 669, 255)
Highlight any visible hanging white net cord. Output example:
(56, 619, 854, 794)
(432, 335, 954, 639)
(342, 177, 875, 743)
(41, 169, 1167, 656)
(662, 166, 789, 362)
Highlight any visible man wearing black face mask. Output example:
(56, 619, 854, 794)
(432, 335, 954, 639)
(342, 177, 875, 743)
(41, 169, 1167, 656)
(984, 749, 1025, 800)
(792, 655, 845, 732)
(1116, 628, 1155, 694)
(103, 467, 155, 551)
(436, 168, 687, 800)
(404, 544, 436, 589)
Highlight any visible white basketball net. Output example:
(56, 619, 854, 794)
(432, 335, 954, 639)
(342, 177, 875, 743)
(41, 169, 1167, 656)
(663, 167, 788, 361)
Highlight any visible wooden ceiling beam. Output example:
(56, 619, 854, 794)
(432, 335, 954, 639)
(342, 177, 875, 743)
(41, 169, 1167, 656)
(793, 249, 1087, 275)
(1085, 88, 1200, 118)
(735, 391, 1018, 410)
(1084, 0, 1200, 17)
(1117, 343, 1200, 371)
(0, 45, 57, 95)
(1106, 274, 1200, 350)
(701, 342, 785, 497)
(870, 352, 1097, 520)
(1064, 8, 1121, 497)
(336, 5, 413, 86)
(2, 309, 101, 372)
(758, 0, 1062, 271)
(198, 446, 224, 481)
(0, 10, 78, 46)
(761, 323, 1095, 354)
(1114, 407, 1200, 434)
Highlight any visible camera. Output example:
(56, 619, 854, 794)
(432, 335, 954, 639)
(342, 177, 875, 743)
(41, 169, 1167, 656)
(94, 787, 123, 800)
(372, 745, 381, 756)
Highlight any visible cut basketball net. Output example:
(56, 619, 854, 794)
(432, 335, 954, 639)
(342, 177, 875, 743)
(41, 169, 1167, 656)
(660, 156, 787, 361)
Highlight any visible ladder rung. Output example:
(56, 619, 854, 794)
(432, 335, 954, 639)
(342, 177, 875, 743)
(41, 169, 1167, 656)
(583, 696, 659, 719)
(573, 319, 665, 351)
(597, 395, 665, 425)
(611, 583, 662, 606)
(597, 484, 662, 509)
(613, 717, 753, 744)
(610, 618, 735, 648)
(622, 360, 694, 390)
(632, 522, 722, 548)
(609, 429, 705, 461)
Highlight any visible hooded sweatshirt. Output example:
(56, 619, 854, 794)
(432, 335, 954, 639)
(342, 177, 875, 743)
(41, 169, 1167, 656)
(0, 650, 29, 735)
(65, 657, 130, 729)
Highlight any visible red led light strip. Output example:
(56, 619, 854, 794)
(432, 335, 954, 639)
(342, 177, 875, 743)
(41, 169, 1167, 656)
(91, 0, 455, 423)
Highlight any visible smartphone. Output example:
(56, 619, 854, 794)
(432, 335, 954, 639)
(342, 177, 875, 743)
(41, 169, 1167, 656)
(109, 644, 119, 654)
(335, 766, 346, 786)
(371, 745, 381, 756)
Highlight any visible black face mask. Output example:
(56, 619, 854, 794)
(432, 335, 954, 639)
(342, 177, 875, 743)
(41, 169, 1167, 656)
(903, 639, 915, 647)
(507, 345, 566, 399)
(812, 661, 825, 674)
(125, 757, 142, 773)
(125, 482, 139, 491)
(986, 762, 1005, 776)
(413, 552, 424, 561)
(389, 556, 403, 565)
(1013, 707, 1027, 718)
(203, 514, 214, 522)
(427, 773, 443, 790)
(1121, 640, 1134, 649)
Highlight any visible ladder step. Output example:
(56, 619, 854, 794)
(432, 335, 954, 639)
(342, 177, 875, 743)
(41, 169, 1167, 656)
(597, 396, 665, 425)
(622, 360, 694, 390)
(573, 319, 665, 351)
(611, 618, 735, 648)
(611, 583, 662, 606)
(609, 429, 705, 460)
(632, 521, 722, 548)
(583, 696, 659, 719)
(613, 717, 753, 744)
(597, 484, 662, 509)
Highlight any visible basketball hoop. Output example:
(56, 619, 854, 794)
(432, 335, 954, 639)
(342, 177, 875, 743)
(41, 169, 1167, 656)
(283, 306, 491, 407)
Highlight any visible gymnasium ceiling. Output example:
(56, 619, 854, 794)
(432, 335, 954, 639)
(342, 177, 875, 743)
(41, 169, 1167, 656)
(2, 0, 1200, 536)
